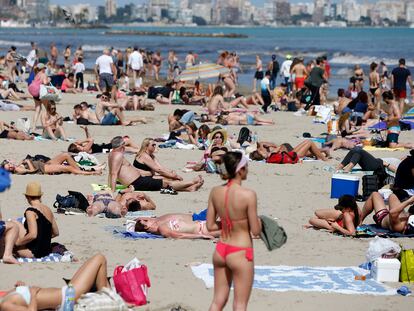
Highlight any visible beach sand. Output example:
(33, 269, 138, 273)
(1, 90, 414, 311)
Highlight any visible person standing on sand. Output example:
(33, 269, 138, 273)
(207, 152, 261, 311)
(50, 43, 58, 69)
(252, 54, 263, 92)
(391, 58, 413, 113)
(128, 46, 143, 89)
(268, 54, 280, 90)
(290, 57, 307, 94)
(280, 54, 293, 94)
(95, 48, 117, 93)
(185, 51, 196, 69)
(306, 57, 326, 108)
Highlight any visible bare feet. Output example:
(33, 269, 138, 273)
(2, 255, 19, 264)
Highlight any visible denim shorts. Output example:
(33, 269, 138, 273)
(101, 112, 118, 126)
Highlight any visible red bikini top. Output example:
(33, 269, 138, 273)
(222, 180, 233, 238)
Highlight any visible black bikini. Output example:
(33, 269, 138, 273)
(133, 159, 152, 172)
(24, 207, 52, 258)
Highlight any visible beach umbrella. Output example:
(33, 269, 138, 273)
(178, 63, 230, 81)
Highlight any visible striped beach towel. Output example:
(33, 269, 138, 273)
(1, 253, 63, 263)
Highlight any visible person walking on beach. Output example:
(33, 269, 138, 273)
(128, 46, 143, 89)
(95, 48, 117, 94)
(280, 54, 293, 94)
(185, 51, 196, 69)
(5, 46, 17, 83)
(50, 43, 58, 69)
(207, 152, 261, 311)
(26, 42, 37, 71)
(268, 55, 280, 90)
(306, 57, 326, 108)
(290, 57, 307, 94)
(252, 54, 263, 92)
(391, 58, 413, 112)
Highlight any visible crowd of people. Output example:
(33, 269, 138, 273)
(0, 40, 413, 311)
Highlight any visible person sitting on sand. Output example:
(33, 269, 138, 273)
(41, 101, 68, 141)
(0, 121, 33, 140)
(360, 191, 414, 234)
(135, 213, 220, 239)
(61, 73, 77, 93)
(67, 126, 139, 154)
(305, 195, 360, 236)
(0, 253, 110, 310)
(250, 140, 329, 161)
(0, 213, 21, 264)
(95, 92, 146, 126)
(216, 111, 274, 126)
(168, 109, 190, 132)
(334, 88, 352, 115)
(207, 86, 249, 116)
(236, 92, 265, 106)
(1, 152, 103, 175)
(12, 182, 59, 258)
(393, 150, 414, 194)
(133, 138, 186, 182)
(108, 136, 204, 193)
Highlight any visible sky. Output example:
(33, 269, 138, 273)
(50, 0, 376, 7)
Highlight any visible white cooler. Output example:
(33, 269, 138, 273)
(371, 258, 401, 282)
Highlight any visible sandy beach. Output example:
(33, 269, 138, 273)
(1, 89, 414, 310)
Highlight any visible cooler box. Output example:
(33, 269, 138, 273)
(371, 258, 401, 282)
(330, 174, 360, 198)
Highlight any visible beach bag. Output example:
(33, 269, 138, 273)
(54, 191, 88, 213)
(113, 258, 150, 306)
(313, 105, 332, 124)
(0, 168, 11, 192)
(16, 117, 31, 134)
(39, 84, 61, 102)
(74, 287, 128, 311)
(400, 249, 414, 283)
(28, 77, 41, 97)
(267, 151, 299, 164)
(366, 236, 401, 262)
(362, 175, 379, 200)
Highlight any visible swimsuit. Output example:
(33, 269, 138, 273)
(168, 219, 206, 235)
(387, 125, 401, 145)
(246, 114, 255, 125)
(0, 129, 9, 138)
(369, 87, 379, 96)
(93, 193, 120, 218)
(215, 180, 253, 262)
(130, 176, 163, 191)
(4, 286, 31, 305)
(133, 159, 152, 172)
(24, 207, 52, 258)
(373, 209, 389, 226)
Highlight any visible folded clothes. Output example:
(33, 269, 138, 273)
(355, 224, 414, 238)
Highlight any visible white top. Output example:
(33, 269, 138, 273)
(280, 60, 293, 78)
(73, 62, 85, 75)
(128, 51, 143, 71)
(95, 55, 113, 75)
(26, 49, 37, 67)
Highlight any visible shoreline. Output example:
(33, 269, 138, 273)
(104, 30, 248, 38)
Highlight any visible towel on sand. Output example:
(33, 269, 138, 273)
(363, 146, 405, 151)
(191, 264, 396, 295)
(355, 224, 414, 238)
(1, 253, 64, 263)
(108, 226, 164, 239)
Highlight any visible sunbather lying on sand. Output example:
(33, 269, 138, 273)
(305, 195, 360, 236)
(135, 213, 220, 239)
(217, 112, 274, 126)
(0, 254, 110, 310)
(1, 153, 104, 175)
(359, 191, 414, 234)
(67, 126, 139, 154)
(0, 121, 33, 140)
(249, 140, 329, 161)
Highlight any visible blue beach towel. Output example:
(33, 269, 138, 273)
(1, 253, 63, 263)
(192, 264, 396, 296)
(356, 224, 414, 238)
(108, 226, 164, 239)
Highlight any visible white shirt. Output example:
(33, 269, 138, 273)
(95, 55, 113, 75)
(73, 62, 85, 75)
(26, 49, 37, 68)
(280, 60, 293, 78)
(128, 51, 143, 71)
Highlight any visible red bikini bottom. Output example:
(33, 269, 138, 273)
(215, 241, 253, 262)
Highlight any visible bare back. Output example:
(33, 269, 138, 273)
(108, 151, 141, 186)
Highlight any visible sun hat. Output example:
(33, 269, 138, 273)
(286, 54, 292, 60)
(36, 63, 45, 70)
(209, 128, 228, 144)
(24, 181, 43, 197)
(334, 195, 357, 211)
(111, 136, 126, 149)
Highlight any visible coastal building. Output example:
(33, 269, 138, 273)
(105, 0, 116, 18)
(313, 0, 327, 24)
(25, 0, 49, 20)
(192, 2, 212, 23)
(407, 2, 414, 23)
(342, 0, 360, 22)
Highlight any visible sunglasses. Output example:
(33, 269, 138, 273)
(214, 135, 223, 139)
(101, 96, 109, 100)
(151, 143, 156, 147)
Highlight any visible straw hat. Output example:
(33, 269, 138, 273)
(24, 182, 43, 197)
(209, 128, 228, 144)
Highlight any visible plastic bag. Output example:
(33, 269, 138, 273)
(366, 236, 401, 262)
(122, 257, 141, 273)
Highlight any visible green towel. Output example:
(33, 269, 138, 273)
(259, 215, 287, 251)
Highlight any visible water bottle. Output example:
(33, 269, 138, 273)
(63, 284, 75, 311)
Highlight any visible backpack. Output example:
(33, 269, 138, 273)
(267, 151, 299, 164)
(362, 174, 379, 200)
(54, 191, 89, 213)
(0, 168, 11, 192)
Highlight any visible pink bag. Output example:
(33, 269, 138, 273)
(113, 265, 150, 306)
(28, 77, 41, 97)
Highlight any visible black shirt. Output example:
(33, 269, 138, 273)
(394, 156, 414, 189)
(391, 67, 411, 91)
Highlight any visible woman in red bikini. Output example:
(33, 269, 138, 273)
(306, 195, 360, 236)
(206, 152, 261, 311)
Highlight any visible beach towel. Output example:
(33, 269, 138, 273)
(404, 107, 414, 119)
(363, 146, 405, 151)
(108, 226, 164, 239)
(91, 184, 127, 192)
(1, 253, 64, 263)
(125, 210, 156, 219)
(191, 264, 396, 296)
(355, 224, 414, 238)
(368, 120, 414, 130)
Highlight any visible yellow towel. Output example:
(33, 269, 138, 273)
(90, 184, 127, 191)
(363, 146, 405, 151)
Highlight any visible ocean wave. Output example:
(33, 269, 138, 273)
(0, 40, 30, 47)
(81, 44, 113, 52)
(330, 52, 414, 67)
